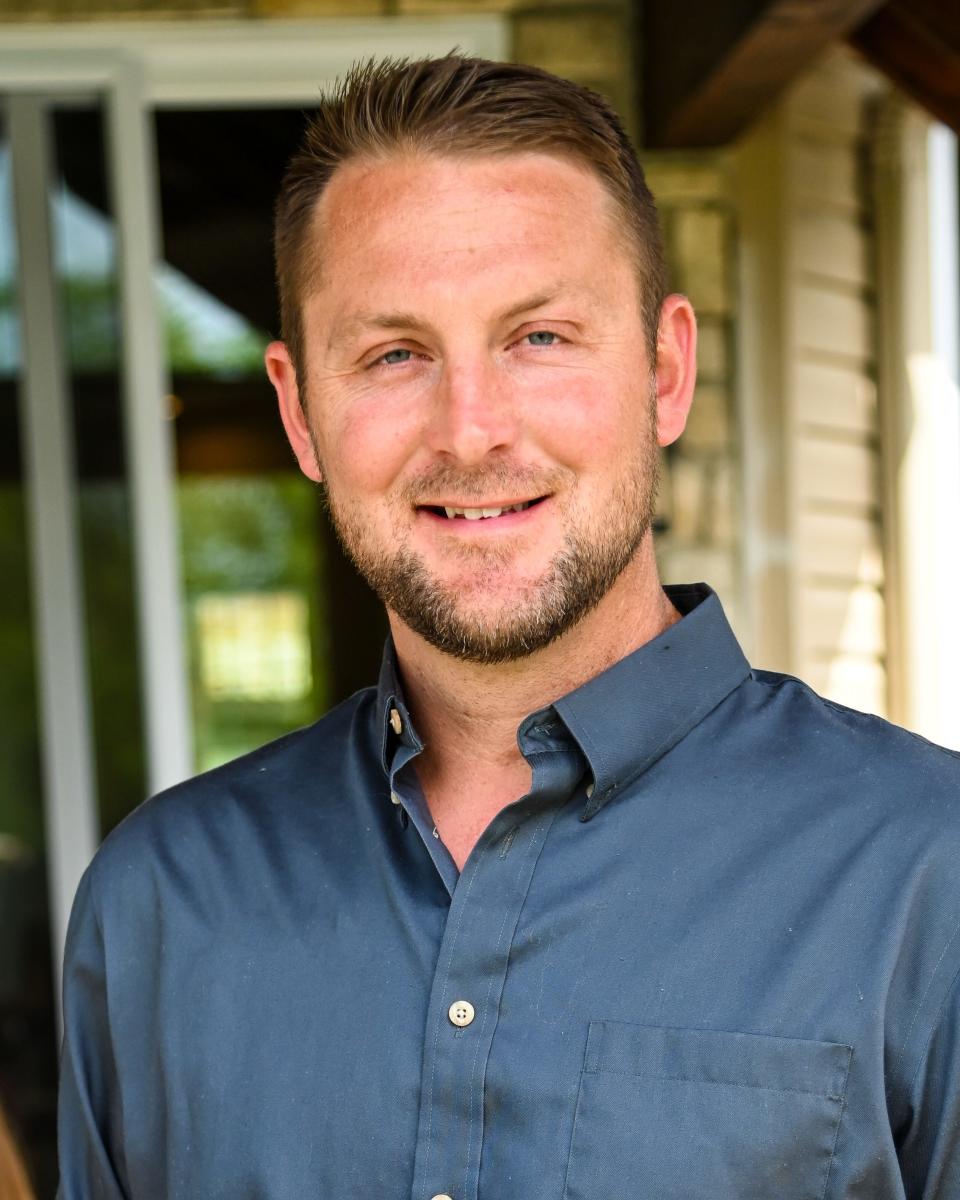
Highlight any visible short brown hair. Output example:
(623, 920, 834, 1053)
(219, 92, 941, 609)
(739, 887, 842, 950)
(274, 54, 668, 390)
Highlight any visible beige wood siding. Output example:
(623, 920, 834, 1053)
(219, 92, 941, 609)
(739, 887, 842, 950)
(737, 50, 890, 716)
(644, 158, 742, 635)
(791, 55, 887, 716)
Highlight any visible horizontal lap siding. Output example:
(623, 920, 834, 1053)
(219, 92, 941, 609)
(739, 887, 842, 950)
(788, 54, 887, 716)
(796, 436, 879, 510)
(645, 158, 742, 635)
(797, 511, 884, 586)
(795, 361, 878, 435)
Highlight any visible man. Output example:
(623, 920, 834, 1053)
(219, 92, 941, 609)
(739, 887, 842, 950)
(59, 55, 959, 1199)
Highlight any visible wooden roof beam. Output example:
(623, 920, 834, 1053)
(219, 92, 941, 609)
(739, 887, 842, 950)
(642, 0, 888, 147)
(849, 0, 960, 135)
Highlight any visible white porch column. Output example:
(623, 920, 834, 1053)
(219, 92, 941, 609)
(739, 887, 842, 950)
(876, 107, 960, 749)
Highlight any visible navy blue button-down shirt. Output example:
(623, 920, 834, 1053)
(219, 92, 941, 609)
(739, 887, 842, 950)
(59, 584, 960, 1199)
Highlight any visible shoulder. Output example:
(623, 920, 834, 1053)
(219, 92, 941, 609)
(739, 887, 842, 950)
(86, 685, 379, 895)
(732, 672, 960, 1086)
(715, 667, 960, 894)
(741, 667, 960, 801)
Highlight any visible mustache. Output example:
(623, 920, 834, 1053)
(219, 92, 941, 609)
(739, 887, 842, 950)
(401, 462, 571, 505)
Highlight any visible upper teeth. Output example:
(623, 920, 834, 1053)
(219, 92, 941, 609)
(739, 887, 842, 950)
(443, 501, 534, 520)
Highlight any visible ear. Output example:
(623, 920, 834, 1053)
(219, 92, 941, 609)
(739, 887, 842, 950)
(265, 341, 323, 483)
(654, 294, 698, 448)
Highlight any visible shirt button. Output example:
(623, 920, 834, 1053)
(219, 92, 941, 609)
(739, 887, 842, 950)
(389, 707, 403, 736)
(430, 1194, 454, 1200)
(390, 790, 401, 806)
(448, 1000, 475, 1028)
(586, 782, 595, 798)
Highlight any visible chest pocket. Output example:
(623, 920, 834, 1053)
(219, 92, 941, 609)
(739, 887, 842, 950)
(562, 1021, 852, 1200)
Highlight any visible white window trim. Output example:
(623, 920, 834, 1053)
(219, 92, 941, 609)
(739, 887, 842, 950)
(0, 16, 508, 106)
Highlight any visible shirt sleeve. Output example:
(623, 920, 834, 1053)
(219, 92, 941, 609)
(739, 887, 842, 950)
(57, 867, 130, 1200)
(898, 963, 960, 1200)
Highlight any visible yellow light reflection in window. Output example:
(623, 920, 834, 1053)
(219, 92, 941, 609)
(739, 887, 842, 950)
(195, 591, 312, 703)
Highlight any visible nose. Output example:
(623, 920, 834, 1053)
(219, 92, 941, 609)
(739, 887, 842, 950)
(425, 355, 519, 465)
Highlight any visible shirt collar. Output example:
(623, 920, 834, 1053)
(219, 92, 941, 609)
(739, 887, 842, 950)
(376, 638, 423, 773)
(553, 583, 751, 818)
(375, 583, 751, 816)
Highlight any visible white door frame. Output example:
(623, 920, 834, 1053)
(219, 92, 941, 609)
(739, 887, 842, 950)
(8, 90, 101, 1010)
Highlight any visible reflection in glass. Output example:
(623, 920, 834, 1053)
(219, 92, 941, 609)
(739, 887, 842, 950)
(195, 592, 313, 704)
(179, 475, 328, 772)
(161, 264, 267, 377)
(154, 108, 387, 765)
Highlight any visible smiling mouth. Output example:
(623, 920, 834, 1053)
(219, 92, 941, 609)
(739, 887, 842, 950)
(420, 497, 549, 521)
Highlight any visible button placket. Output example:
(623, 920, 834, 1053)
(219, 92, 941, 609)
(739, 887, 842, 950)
(411, 806, 560, 1200)
(387, 745, 457, 890)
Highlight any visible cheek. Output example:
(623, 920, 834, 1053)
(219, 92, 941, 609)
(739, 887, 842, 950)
(523, 370, 637, 463)
(319, 384, 430, 495)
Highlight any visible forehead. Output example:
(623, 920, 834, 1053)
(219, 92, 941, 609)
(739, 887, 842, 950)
(306, 150, 628, 295)
(319, 149, 615, 216)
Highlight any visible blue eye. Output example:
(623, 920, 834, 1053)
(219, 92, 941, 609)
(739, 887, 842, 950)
(526, 330, 558, 346)
(379, 348, 413, 365)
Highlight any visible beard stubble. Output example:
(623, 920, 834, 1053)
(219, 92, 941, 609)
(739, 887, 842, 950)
(313, 406, 660, 665)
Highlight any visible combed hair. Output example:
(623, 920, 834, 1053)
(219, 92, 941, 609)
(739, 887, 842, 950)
(274, 54, 668, 388)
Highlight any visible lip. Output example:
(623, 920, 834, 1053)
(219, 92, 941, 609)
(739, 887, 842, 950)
(416, 497, 544, 511)
(415, 496, 551, 530)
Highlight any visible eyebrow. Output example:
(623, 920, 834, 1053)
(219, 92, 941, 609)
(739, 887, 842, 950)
(497, 289, 563, 323)
(326, 289, 566, 351)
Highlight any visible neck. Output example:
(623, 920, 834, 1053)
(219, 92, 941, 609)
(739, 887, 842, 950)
(388, 537, 678, 852)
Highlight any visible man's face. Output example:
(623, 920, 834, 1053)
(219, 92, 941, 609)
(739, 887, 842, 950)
(276, 152, 674, 664)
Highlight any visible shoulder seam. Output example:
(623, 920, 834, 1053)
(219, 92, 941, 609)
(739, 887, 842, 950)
(749, 673, 960, 762)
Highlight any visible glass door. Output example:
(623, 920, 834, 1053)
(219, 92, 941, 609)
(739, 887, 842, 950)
(0, 21, 505, 1195)
(0, 77, 391, 1200)
(0, 71, 187, 1197)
